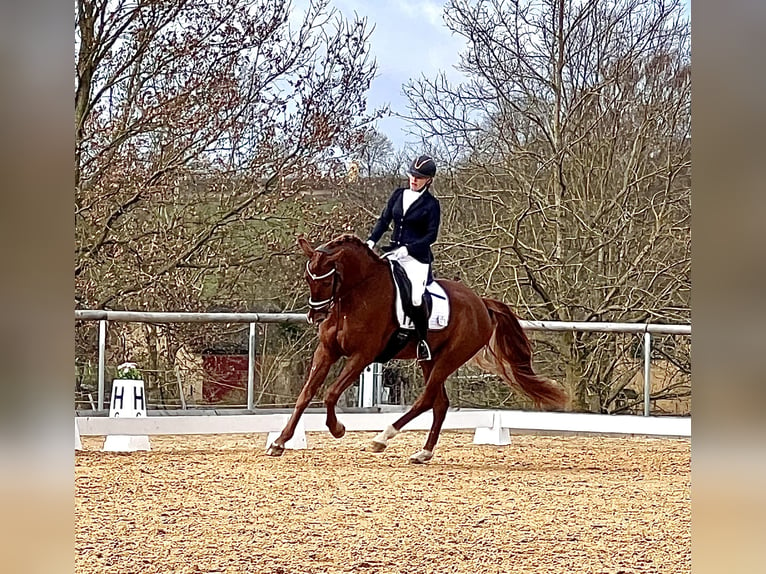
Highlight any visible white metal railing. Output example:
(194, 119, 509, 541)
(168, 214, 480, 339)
(74, 310, 690, 416)
(76, 310, 306, 411)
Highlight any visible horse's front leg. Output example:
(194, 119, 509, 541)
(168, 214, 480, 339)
(324, 355, 372, 439)
(266, 344, 337, 456)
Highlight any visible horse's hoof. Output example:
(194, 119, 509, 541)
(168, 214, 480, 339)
(329, 423, 346, 439)
(265, 442, 285, 457)
(409, 449, 433, 464)
(369, 440, 388, 453)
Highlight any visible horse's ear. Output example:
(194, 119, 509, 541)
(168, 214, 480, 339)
(297, 234, 314, 258)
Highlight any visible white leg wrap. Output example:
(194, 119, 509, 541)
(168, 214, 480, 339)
(372, 424, 400, 446)
(409, 449, 434, 464)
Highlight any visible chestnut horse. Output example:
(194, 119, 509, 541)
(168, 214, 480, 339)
(266, 234, 568, 463)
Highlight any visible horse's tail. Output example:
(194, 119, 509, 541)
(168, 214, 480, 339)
(474, 298, 569, 411)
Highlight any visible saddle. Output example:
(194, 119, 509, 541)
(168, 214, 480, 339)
(373, 260, 450, 363)
(390, 261, 432, 327)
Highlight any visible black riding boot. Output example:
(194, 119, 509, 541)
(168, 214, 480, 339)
(410, 301, 432, 361)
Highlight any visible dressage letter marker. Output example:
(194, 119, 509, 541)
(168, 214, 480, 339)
(103, 379, 151, 452)
(133, 385, 145, 410)
(111, 384, 124, 410)
(266, 416, 307, 450)
(473, 412, 511, 446)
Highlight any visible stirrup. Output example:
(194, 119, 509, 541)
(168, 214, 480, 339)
(417, 340, 432, 361)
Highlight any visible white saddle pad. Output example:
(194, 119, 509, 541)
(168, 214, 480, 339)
(392, 274, 450, 331)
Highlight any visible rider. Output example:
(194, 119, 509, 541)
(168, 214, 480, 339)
(366, 155, 441, 361)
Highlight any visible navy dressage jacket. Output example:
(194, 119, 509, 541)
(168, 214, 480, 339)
(368, 187, 441, 264)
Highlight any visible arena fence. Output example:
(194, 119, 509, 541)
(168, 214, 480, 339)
(76, 408, 690, 438)
(75, 310, 690, 419)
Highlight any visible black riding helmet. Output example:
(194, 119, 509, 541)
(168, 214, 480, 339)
(407, 155, 437, 178)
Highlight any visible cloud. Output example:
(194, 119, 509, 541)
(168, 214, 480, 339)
(293, 0, 467, 147)
(389, 0, 445, 27)
(328, 4, 464, 87)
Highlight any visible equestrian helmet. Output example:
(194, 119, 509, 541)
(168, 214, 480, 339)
(407, 155, 437, 178)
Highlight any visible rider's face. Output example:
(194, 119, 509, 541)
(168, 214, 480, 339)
(409, 175, 430, 191)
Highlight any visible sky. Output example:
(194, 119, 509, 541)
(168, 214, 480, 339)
(328, 0, 467, 150)
(303, 0, 691, 151)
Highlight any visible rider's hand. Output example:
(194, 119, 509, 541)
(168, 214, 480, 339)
(366, 240, 375, 250)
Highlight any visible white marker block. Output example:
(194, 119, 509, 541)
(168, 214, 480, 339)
(103, 379, 151, 452)
(75, 419, 82, 450)
(266, 417, 307, 450)
(473, 413, 511, 446)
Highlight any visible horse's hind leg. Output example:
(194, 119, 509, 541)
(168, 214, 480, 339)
(410, 384, 449, 464)
(375, 356, 463, 462)
(370, 364, 436, 452)
(266, 345, 337, 456)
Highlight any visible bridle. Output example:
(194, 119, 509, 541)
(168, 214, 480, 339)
(305, 260, 337, 312)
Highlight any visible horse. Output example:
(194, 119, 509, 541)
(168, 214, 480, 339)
(265, 233, 568, 463)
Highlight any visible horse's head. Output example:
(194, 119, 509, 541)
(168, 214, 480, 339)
(297, 233, 376, 324)
(298, 233, 379, 325)
(298, 235, 341, 325)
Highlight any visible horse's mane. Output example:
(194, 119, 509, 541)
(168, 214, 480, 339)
(322, 233, 381, 265)
(323, 233, 364, 250)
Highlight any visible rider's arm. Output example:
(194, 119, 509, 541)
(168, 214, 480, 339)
(368, 189, 401, 244)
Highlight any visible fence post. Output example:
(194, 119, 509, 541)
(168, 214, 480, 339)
(98, 319, 106, 411)
(247, 322, 256, 410)
(643, 331, 652, 416)
(359, 363, 381, 408)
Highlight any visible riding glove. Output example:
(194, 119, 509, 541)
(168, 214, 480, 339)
(366, 240, 375, 250)
(390, 246, 408, 260)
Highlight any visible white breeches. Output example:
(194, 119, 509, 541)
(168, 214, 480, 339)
(397, 255, 429, 306)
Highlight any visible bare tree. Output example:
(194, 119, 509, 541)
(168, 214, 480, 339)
(353, 127, 394, 177)
(76, 0, 380, 312)
(74, 0, 386, 405)
(404, 0, 690, 410)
